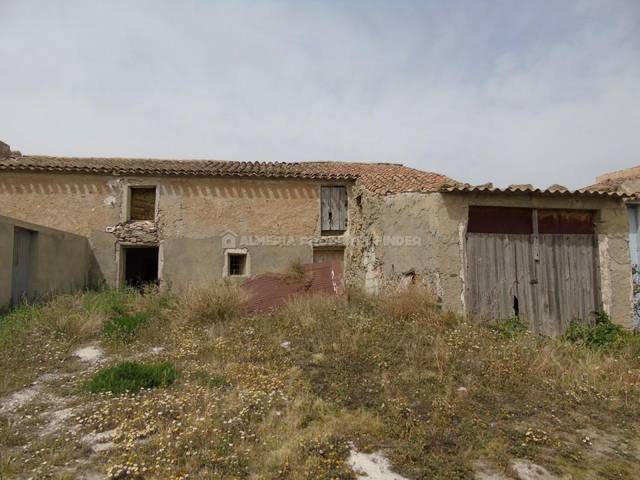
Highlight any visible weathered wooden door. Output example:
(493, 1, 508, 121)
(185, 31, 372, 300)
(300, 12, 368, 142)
(524, 234, 599, 335)
(12, 228, 33, 306)
(321, 186, 348, 233)
(465, 207, 600, 335)
(466, 234, 520, 320)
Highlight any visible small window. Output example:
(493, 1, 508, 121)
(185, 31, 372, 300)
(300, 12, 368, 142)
(129, 186, 157, 221)
(321, 186, 348, 234)
(228, 253, 247, 276)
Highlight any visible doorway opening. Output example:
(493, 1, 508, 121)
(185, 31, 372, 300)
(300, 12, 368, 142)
(123, 246, 159, 288)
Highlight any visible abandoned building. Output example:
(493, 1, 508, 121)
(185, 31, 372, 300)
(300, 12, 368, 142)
(0, 141, 633, 334)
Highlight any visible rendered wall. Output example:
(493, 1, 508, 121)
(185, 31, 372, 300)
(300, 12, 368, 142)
(348, 191, 633, 328)
(0, 172, 353, 289)
(0, 221, 13, 308)
(0, 216, 90, 310)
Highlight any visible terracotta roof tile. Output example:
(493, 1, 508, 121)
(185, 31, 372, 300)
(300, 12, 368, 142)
(442, 183, 627, 199)
(0, 154, 456, 194)
(586, 166, 640, 198)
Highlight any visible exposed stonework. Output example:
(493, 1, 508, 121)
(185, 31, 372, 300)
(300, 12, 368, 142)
(311, 236, 346, 247)
(107, 220, 158, 245)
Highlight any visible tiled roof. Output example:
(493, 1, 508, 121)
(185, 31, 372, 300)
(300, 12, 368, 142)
(0, 154, 455, 195)
(586, 166, 640, 197)
(442, 183, 628, 199)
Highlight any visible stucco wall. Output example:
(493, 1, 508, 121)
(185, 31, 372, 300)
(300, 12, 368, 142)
(0, 215, 90, 310)
(1, 171, 631, 327)
(0, 172, 352, 289)
(348, 191, 633, 328)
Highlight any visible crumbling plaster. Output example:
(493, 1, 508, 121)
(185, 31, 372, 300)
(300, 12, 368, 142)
(344, 190, 464, 311)
(346, 189, 633, 327)
(0, 172, 355, 289)
(0, 171, 632, 326)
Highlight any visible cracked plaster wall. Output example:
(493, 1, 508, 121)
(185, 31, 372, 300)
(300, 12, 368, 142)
(347, 190, 632, 328)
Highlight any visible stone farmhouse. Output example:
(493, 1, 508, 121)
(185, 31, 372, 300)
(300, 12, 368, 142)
(0, 140, 633, 334)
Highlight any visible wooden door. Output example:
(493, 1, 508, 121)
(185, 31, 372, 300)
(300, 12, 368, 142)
(465, 234, 520, 321)
(12, 228, 33, 306)
(465, 207, 600, 335)
(532, 234, 599, 335)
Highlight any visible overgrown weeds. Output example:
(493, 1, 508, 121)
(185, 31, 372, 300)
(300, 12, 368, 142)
(2, 286, 640, 479)
(285, 258, 307, 281)
(563, 312, 640, 356)
(175, 283, 245, 325)
(102, 313, 149, 343)
(86, 361, 177, 394)
(490, 316, 528, 339)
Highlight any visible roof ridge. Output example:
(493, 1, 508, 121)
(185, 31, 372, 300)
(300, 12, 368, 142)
(1, 154, 455, 194)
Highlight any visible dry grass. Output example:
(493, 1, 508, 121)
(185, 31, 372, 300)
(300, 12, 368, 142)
(284, 258, 307, 281)
(174, 282, 246, 326)
(1, 285, 639, 479)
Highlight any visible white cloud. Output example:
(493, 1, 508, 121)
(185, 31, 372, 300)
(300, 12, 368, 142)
(0, 0, 638, 188)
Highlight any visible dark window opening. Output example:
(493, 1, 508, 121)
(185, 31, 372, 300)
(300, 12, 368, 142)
(129, 187, 157, 221)
(124, 247, 159, 288)
(467, 206, 533, 234)
(321, 186, 348, 234)
(228, 253, 247, 276)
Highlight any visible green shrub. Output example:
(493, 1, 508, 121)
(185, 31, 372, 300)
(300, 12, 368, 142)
(86, 361, 177, 394)
(102, 313, 149, 342)
(563, 312, 640, 354)
(491, 317, 528, 339)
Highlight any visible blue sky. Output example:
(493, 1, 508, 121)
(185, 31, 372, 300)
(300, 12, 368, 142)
(1, 0, 638, 188)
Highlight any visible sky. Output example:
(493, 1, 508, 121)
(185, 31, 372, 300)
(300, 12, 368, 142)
(0, 0, 639, 189)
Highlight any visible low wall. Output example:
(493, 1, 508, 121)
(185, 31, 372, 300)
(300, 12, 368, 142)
(0, 215, 90, 310)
